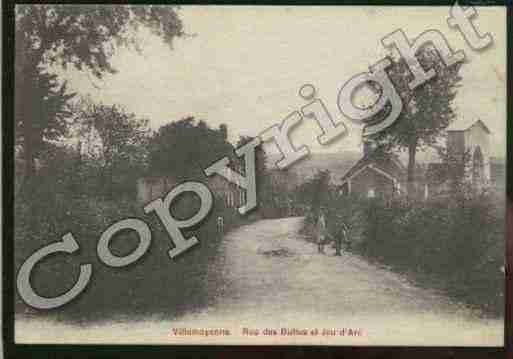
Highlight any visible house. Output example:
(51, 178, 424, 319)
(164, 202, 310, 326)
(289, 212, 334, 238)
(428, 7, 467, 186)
(267, 169, 300, 192)
(137, 171, 246, 208)
(339, 140, 406, 198)
(339, 118, 494, 199)
(266, 152, 361, 186)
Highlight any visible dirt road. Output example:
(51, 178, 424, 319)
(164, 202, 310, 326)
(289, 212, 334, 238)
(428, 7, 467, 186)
(16, 217, 503, 345)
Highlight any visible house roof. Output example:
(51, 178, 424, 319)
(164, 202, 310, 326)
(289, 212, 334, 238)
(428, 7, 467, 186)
(266, 152, 362, 185)
(340, 149, 406, 184)
(446, 118, 491, 134)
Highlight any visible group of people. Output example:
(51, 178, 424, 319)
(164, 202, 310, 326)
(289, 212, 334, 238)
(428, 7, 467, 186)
(315, 210, 349, 256)
(217, 210, 349, 256)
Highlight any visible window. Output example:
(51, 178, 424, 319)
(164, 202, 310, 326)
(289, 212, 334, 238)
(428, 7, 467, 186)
(367, 188, 375, 198)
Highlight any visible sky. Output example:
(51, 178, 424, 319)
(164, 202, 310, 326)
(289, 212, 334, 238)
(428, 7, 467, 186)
(61, 6, 507, 158)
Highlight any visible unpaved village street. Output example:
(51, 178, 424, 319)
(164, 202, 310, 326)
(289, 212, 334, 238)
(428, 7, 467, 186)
(16, 217, 503, 345)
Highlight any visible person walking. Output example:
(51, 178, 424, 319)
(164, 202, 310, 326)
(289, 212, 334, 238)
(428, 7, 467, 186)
(216, 216, 224, 236)
(335, 221, 349, 256)
(316, 211, 327, 254)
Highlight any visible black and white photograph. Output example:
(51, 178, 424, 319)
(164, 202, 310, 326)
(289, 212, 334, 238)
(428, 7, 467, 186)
(10, 4, 508, 347)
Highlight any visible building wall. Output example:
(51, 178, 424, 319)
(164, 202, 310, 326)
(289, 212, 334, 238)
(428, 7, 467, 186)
(208, 175, 245, 208)
(447, 131, 465, 157)
(136, 175, 244, 208)
(447, 124, 491, 184)
(136, 177, 178, 204)
(268, 170, 300, 192)
(350, 167, 395, 198)
(464, 124, 491, 181)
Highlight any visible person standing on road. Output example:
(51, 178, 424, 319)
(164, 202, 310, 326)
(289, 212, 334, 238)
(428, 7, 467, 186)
(316, 211, 327, 254)
(335, 221, 349, 256)
(217, 216, 224, 236)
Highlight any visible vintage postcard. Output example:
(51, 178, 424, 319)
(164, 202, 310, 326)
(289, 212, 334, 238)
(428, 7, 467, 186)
(13, 5, 507, 347)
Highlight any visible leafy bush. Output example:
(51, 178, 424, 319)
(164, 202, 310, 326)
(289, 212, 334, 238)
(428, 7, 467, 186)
(15, 189, 248, 323)
(302, 191, 505, 317)
(356, 195, 504, 316)
(15, 117, 257, 323)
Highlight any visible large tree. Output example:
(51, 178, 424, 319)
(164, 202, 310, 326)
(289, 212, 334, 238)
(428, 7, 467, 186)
(15, 71, 75, 176)
(368, 46, 463, 196)
(15, 5, 184, 188)
(75, 98, 151, 197)
(148, 117, 234, 180)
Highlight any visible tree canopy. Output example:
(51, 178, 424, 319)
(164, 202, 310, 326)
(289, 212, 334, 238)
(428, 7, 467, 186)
(75, 98, 151, 196)
(368, 46, 463, 195)
(15, 5, 183, 77)
(148, 117, 234, 180)
(15, 5, 184, 188)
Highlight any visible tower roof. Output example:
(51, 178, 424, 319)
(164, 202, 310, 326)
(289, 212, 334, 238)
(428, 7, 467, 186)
(446, 118, 491, 134)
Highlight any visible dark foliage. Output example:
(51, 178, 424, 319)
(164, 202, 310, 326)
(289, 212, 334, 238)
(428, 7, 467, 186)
(15, 189, 248, 323)
(301, 184, 504, 317)
(15, 5, 184, 191)
(355, 195, 504, 316)
(148, 117, 234, 180)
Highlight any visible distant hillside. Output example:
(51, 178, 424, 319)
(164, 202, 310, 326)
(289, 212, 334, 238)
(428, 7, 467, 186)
(266, 151, 362, 185)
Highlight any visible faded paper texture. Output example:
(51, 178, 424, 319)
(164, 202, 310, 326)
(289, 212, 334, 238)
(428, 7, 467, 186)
(14, 5, 506, 346)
